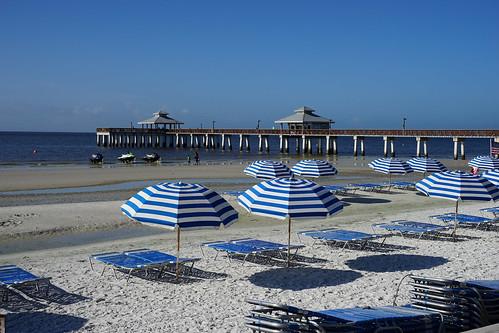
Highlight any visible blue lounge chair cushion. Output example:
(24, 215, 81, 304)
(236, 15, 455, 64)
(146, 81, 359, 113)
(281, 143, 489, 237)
(0, 265, 44, 286)
(466, 280, 499, 290)
(324, 185, 347, 192)
(301, 229, 379, 242)
(480, 207, 499, 213)
(393, 220, 448, 231)
(232, 239, 303, 251)
(432, 214, 492, 224)
(204, 242, 258, 255)
(92, 253, 151, 269)
(319, 305, 439, 323)
(375, 224, 424, 233)
(125, 250, 197, 264)
(351, 183, 383, 189)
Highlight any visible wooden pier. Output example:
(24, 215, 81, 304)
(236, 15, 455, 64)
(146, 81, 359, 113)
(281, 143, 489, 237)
(96, 128, 499, 160)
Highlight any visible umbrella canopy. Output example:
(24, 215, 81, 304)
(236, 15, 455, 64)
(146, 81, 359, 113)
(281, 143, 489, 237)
(121, 182, 238, 277)
(407, 157, 448, 174)
(416, 171, 499, 234)
(291, 159, 338, 178)
(121, 182, 238, 230)
(238, 178, 343, 266)
(368, 158, 413, 175)
(483, 169, 499, 186)
(469, 156, 499, 171)
(244, 160, 292, 180)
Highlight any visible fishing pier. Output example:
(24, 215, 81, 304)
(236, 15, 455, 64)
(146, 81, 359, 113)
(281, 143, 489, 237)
(96, 108, 499, 159)
(96, 128, 499, 160)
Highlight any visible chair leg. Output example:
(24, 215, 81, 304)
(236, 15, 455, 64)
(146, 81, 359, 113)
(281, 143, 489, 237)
(189, 261, 195, 274)
(126, 269, 133, 283)
(157, 267, 165, 279)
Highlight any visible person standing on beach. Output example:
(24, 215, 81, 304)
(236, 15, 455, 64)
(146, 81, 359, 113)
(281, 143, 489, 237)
(187, 155, 191, 165)
(194, 151, 200, 165)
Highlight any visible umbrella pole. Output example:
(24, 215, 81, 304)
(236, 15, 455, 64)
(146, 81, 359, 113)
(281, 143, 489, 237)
(453, 201, 459, 238)
(176, 227, 180, 280)
(287, 216, 291, 268)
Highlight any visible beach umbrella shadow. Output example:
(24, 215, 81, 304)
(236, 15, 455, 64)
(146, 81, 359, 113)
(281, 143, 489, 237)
(345, 254, 448, 273)
(6, 311, 87, 333)
(341, 197, 392, 205)
(249, 267, 362, 291)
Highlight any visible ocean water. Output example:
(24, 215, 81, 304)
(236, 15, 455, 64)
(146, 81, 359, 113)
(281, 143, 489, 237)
(0, 131, 493, 166)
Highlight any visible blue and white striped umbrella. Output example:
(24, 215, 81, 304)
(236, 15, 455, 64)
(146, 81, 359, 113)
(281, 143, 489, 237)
(368, 158, 413, 175)
(121, 182, 238, 230)
(291, 159, 338, 178)
(244, 160, 292, 179)
(469, 156, 499, 171)
(407, 157, 448, 174)
(122, 182, 238, 276)
(483, 169, 499, 186)
(416, 171, 499, 234)
(238, 178, 343, 266)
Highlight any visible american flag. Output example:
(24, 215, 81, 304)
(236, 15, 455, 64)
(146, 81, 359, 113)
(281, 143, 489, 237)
(492, 140, 499, 156)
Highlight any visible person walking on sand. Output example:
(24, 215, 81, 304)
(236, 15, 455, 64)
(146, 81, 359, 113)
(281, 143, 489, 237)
(194, 151, 200, 165)
(187, 155, 191, 165)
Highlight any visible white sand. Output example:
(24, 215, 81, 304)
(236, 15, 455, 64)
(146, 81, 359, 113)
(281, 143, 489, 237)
(1, 190, 498, 332)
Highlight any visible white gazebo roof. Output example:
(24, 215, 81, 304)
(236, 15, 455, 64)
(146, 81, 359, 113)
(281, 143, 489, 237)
(275, 106, 333, 124)
(138, 111, 184, 125)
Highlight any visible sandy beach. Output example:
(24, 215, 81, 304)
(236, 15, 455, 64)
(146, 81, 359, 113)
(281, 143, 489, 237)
(1, 160, 498, 332)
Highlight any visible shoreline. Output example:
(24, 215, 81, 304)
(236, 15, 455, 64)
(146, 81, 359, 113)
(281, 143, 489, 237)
(0, 158, 470, 192)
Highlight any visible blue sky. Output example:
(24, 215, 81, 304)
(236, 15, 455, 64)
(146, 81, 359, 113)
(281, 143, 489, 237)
(1, 0, 498, 131)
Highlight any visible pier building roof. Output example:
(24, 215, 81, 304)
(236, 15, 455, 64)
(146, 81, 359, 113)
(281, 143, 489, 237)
(138, 111, 183, 129)
(275, 106, 333, 130)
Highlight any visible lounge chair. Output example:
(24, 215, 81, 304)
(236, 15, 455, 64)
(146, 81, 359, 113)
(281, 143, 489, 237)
(390, 181, 416, 190)
(373, 220, 450, 239)
(298, 228, 387, 250)
(0, 265, 52, 302)
(246, 299, 443, 333)
(480, 207, 499, 217)
(409, 275, 499, 331)
(222, 190, 245, 197)
(89, 249, 200, 281)
(201, 238, 304, 264)
(430, 213, 497, 229)
(349, 183, 387, 192)
(323, 185, 347, 195)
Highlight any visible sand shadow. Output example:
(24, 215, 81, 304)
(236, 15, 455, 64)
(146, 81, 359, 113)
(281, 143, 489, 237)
(5, 311, 87, 333)
(249, 267, 362, 290)
(224, 251, 328, 267)
(125, 265, 229, 284)
(341, 197, 392, 204)
(397, 232, 479, 242)
(345, 254, 448, 272)
(0, 284, 88, 312)
(226, 254, 308, 268)
(319, 237, 415, 253)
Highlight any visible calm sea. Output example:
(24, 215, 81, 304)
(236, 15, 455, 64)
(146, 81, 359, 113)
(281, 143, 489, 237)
(0, 131, 493, 166)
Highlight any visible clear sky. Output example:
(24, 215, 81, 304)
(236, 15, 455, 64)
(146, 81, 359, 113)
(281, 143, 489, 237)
(1, 0, 498, 132)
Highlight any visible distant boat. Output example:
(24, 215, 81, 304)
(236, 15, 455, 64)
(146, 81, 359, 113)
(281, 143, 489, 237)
(142, 153, 160, 163)
(117, 152, 135, 163)
(89, 153, 104, 164)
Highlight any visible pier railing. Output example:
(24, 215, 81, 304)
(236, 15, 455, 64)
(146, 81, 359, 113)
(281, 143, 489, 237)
(97, 128, 499, 138)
